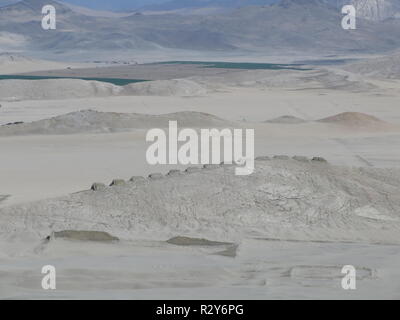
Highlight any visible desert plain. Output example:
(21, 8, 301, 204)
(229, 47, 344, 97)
(0, 51, 400, 299)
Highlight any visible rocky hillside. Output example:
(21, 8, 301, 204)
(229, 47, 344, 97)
(1, 158, 400, 245)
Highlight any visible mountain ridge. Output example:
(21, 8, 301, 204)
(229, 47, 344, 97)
(1, 0, 400, 55)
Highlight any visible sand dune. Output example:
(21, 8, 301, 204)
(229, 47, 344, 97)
(0, 67, 376, 103)
(343, 52, 400, 79)
(0, 79, 121, 101)
(265, 115, 307, 124)
(192, 68, 376, 92)
(264, 112, 395, 131)
(317, 112, 392, 130)
(121, 79, 207, 96)
(0, 110, 235, 136)
(1, 159, 400, 246)
(0, 78, 207, 101)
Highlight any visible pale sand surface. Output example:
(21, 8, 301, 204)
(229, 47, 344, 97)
(2, 85, 400, 124)
(2, 239, 400, 299)
(1, 64, 400, 299)
(1, 125, 400, 207)
(1, 82, 400, 206)
(2, 160, 400, 299)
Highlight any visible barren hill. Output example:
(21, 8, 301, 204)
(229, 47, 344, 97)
(0, 110, 235, 136)
(265, 115, 307, 124)
(1, 158, 400, 245)
(0, 77, 208, 101)
(343, 52, 400, 79)
(317, 112, 391, 129)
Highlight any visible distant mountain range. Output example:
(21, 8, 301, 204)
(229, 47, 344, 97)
(140, 0, 400, 21)
(1, 0, 400, 56)
(0, 0, 168, 11)
(140, 0, 278, 12)
(1, 0, 400, 21)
